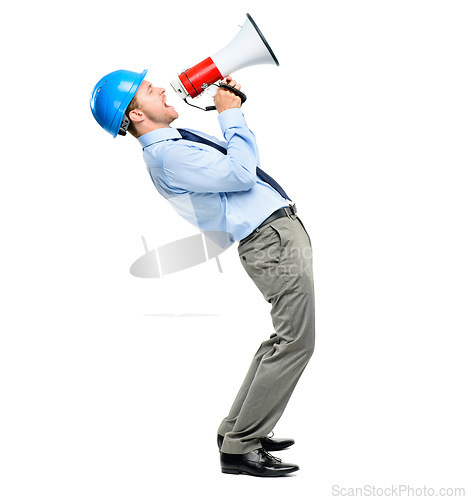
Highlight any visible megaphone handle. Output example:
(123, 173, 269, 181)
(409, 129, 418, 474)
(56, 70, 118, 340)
(182, 83, 247, 111)
(218, 83, 247, 104)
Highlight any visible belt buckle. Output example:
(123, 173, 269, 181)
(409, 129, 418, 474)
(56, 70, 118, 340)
(286, 203, 297, 218)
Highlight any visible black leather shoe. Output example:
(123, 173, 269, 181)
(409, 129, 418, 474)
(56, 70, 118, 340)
(220, 448, 299, 477)
(217, 433, 295, 452)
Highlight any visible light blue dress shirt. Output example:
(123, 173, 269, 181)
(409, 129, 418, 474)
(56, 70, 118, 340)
(137, 108, 289, 242)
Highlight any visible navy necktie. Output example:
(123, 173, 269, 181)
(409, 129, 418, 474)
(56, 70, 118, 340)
(177, 128, 292, 201)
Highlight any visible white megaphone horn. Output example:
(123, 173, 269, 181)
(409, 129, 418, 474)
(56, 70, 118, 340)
(170, 13, 279, 111)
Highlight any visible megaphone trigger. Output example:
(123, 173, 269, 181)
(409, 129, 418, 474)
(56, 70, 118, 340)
(205, 85, 219, 98)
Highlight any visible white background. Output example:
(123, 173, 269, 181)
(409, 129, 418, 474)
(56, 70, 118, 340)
(1, 1, 465, 499)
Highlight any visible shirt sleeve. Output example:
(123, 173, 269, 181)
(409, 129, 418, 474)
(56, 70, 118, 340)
(162, 109, 260, 193)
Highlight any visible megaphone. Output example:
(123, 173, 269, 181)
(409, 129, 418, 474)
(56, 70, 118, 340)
(170, 13, 279, 110)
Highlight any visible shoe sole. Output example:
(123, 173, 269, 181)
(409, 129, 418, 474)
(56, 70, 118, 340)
(221, 468, 240, 475)
(221, 466, 299, 477)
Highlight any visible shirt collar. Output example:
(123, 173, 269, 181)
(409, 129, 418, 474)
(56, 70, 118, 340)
(137, 127, 182, 149)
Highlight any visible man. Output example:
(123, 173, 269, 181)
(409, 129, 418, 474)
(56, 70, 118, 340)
(90, 69, 315, 477)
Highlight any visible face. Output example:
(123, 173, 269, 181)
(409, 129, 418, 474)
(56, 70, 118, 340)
(133, 80, 179, 126)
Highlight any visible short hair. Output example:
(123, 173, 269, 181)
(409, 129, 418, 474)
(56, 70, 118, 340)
(125, 94, 140, 138)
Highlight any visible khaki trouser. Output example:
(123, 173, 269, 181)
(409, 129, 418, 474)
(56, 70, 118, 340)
(218, 213, 315, 454)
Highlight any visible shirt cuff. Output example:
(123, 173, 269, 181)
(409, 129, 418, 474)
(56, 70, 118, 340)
(217, 108, 248, 134)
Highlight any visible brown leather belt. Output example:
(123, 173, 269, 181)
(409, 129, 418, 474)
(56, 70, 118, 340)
(239, 204, 297, 246)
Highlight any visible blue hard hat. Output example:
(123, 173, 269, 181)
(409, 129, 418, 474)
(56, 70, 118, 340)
(90, 68, 148, 138)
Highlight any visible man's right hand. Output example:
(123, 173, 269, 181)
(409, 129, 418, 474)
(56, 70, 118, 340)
(214, 76, 242, 113)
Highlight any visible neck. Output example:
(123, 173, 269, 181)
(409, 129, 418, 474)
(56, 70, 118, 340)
(135, 119, 174, 137)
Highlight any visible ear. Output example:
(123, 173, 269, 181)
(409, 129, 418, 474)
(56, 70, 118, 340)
(128, 108, 145, 124)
